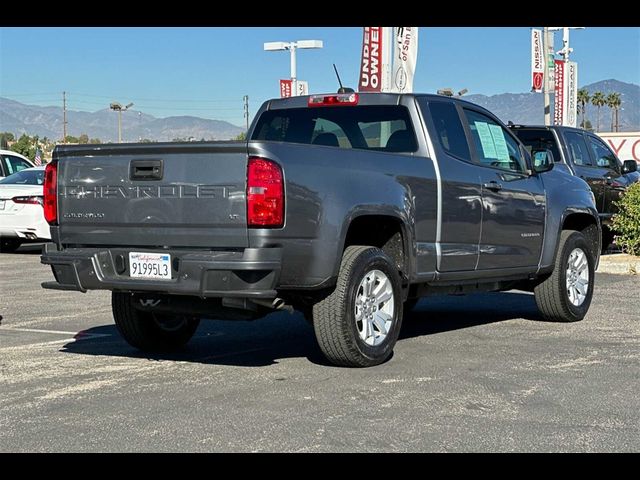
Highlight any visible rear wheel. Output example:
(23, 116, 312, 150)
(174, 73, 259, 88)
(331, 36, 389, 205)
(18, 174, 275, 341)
(312, 246, 403, 367)
(534, 230, 595, 322)
(601, 227, 614, 254)
(0, 238, 21, 253)
(112, 292, 200, 352)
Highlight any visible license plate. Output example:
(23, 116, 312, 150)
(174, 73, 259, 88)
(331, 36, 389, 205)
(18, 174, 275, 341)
(129, 252, 172, 280)
(0, 200, 5, 210)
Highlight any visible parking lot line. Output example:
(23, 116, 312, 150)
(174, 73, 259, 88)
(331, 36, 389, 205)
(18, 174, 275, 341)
(1, 327, 111, 338)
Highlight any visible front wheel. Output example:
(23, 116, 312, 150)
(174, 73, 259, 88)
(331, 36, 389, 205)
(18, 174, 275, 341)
(534, 230, 595, 322)
(112, 292, 200, 352)
(312, 246, 403, 367)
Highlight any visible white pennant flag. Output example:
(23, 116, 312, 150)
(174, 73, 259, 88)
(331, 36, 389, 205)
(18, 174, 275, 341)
(391, 27, 419, 93)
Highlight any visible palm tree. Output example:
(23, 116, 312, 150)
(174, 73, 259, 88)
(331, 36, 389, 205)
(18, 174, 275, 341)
(577, 88, 590, 129)
(606, 92, 622, 132)
(591, 91, 606, 132)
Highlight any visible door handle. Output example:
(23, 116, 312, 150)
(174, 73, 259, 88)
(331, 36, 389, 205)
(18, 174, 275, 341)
(130, 159, 163, 181)
(483, 181, 503, 191)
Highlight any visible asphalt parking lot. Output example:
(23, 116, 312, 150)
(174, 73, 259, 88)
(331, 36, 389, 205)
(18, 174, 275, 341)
(1, 245, 638, 452)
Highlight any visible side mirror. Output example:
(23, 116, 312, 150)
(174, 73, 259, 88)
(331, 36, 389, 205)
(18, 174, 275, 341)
(622, 159, 638, 174)
(532, 148, 555, 173)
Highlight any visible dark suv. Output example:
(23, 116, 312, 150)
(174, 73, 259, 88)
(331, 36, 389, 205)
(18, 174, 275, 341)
(510, 125, 638, 251)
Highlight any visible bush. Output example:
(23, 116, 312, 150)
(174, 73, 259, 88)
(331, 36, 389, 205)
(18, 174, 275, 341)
(612, 182, 640, 256)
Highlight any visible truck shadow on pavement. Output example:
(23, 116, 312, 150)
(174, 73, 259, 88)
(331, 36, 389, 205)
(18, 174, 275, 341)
(61, 291, 543, 367)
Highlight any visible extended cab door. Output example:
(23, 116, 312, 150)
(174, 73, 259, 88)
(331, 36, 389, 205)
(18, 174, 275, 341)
(461, 108, 546, 269)
(419, 98, 482, 272)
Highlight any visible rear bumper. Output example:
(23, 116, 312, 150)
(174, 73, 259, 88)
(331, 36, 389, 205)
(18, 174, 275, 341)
(41, 244, 282, 298)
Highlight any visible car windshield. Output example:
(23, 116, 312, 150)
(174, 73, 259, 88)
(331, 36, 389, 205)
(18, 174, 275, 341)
(0, 169, 44, 185)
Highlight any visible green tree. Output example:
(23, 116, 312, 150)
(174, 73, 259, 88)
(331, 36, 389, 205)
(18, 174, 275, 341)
(612, 182, 640, 256)
(90, 138, 102, 144)
(234, 132, 247, 141)
(0, 131, 15, 149)
(10, 134, 36, 160)
(64, 135, 79, 144)
(591, 91, 606, 132)
(583, 119, 593, 132)
(78, 133, 89, 144)
(577, 88, 590, 129)
(139, 138, 154, 143)
(606, 92, 622, 132)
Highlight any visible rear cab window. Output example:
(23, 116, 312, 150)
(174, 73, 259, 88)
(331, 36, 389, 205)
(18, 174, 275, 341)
(252, 105, 418, 153)
(419, 99, 471, 161)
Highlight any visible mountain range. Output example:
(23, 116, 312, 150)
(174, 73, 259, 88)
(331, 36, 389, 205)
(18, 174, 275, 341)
(1, 79, 638, 142)
(464, 79, 639, 131)
(0, 97, 244, 142)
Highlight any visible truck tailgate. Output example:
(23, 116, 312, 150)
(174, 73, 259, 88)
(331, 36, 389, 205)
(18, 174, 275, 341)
(56, 143, 248, 248)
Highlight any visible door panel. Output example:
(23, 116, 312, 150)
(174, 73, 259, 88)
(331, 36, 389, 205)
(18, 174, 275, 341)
(462, 109, 545, 269)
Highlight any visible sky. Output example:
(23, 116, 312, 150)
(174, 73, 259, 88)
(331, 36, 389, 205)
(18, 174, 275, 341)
(1, 27, 638, 127)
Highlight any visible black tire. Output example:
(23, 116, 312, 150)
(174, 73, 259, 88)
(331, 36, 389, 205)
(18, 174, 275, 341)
(601, 228, 614, 254)
(534, 230, 595, 322)
(112, 292, 200, 352)
(312, 246, 403, 367)
(0, 238, 21, 253)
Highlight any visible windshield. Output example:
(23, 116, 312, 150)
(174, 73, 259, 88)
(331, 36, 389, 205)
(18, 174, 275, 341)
(0, 169, 45, 185)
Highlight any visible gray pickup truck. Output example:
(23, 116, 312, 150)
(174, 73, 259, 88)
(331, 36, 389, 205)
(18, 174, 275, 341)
(510, 125, 638, 252)
(42, 92, 601, 367)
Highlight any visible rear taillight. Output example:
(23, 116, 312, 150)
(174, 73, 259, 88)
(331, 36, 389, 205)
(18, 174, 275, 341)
(308, 93, 359, 107)
(12, 196, 44, 205)
(43, 162, 57, 224)
(247, 157, 284, 228)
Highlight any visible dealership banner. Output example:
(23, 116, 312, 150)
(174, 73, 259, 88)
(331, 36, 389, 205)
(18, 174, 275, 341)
(358, 27, 392, 92)
(280, 79, 292, 98)
(531, 29, 544, 93)
(391, 27, 419, 93)
(553, 60, 564, 125)
(565, 61, 578, 127)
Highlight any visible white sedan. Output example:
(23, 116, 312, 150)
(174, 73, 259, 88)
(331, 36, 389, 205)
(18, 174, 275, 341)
(0, 166, 50, 252)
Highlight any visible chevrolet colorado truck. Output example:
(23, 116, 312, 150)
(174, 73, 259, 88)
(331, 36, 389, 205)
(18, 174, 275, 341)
(510, 125, 638, 252)
(41, 93, 601, 367)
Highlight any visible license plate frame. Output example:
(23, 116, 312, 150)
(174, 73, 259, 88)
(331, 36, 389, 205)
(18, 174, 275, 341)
(128, 252, 172, 280)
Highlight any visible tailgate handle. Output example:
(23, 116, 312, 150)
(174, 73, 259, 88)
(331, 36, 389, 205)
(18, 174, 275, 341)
(130, 160, 163, 181)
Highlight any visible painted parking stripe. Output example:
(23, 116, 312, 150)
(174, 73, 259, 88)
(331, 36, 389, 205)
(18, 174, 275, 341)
(0, 327, 111, 338)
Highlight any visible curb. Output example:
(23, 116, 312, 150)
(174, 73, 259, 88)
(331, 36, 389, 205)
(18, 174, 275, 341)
(597, 254, 639, 275)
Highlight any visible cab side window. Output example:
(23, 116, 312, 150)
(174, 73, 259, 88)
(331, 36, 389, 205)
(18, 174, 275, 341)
(564, 132, 593, 166)
(463, 109, 526, 173)
(2, 155, 32, 175)
(588, 136, 619, 170)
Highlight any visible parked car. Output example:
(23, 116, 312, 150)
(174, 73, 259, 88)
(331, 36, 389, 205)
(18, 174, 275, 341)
(0, 166, 50, 252)
(42, 93, 600, 367)
(0, 149, 35, 180)
(509, 125, 638, 251)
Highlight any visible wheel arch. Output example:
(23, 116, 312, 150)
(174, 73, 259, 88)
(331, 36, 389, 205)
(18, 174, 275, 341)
(337, 211, 413, 290)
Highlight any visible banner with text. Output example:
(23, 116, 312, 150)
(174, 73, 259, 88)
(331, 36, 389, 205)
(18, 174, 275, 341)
(553, 60, 564, 125)
(565, 61, 578, 127)
(391, 27, 419, 93)
(531, 29, 544, 93)
(280, 79, 292, 98)
(359, 27, 392, 92)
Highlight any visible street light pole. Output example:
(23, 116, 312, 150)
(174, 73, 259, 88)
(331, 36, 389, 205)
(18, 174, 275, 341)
(264, 40, 323, 97)
(110, 101, 134, 143)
